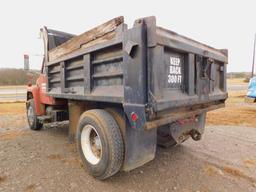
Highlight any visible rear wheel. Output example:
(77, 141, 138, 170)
(157, 124, 177, 148)
(77, 109, 124, 180)
(26, 99, 43, 130)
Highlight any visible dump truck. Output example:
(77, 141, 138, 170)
(26, 16, 228, 180)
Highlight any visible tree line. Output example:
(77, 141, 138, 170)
(0, 68, 39, 86)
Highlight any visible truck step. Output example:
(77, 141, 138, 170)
(38, 115, 52, 123)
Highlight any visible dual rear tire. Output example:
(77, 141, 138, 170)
(77, 109, 124, 180)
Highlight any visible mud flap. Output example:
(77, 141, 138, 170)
(123, 122, 156, 171)
(122, 104, 157, 171)
(122, 122, 156, 171)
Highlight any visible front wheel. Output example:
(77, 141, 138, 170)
(26, 99, 43, 130)
(77, 109, 124, 180)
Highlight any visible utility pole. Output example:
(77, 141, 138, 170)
(251, 33, 256, 78)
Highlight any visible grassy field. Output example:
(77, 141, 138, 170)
(0, 102, 26, 114)
(0, 85, 26, 89)
(227, 78, 248, 85)
(206, 90, 256, 127)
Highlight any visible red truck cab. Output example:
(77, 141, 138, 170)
(26, 27, 72, 129)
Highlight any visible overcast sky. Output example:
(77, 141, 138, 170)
(0, 0, 256, 72)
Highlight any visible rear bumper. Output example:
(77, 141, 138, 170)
(145, 103, 224, 130)
(152, 93, 227, 112)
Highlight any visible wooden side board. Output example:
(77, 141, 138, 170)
(48, 16, 124, 62)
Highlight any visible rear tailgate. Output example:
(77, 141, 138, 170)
(147, 18, 228, 112)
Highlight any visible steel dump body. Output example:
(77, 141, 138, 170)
(46, 17, 227, 120)
(45, 16, 227, 120)
(43, 16, 228, 171)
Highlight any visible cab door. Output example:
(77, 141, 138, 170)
(37, 65, 56, 105)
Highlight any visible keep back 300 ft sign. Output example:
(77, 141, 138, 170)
(168, 56, 182, 85)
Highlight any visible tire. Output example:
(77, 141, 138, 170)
(105, 108, 125, 140)
(157, 124, 190, 148)
(26, 99, 43, 130)
(77, 109, 124, 180)
(157, 125, 177, 148)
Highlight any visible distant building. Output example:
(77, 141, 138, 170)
(24, 54, 29, 71)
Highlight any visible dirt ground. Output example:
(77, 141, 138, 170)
(206, 90, 256, 127)
(0, 81, 256, 192)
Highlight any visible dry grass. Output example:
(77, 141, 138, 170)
(205, 164, 223, 176)
(206, 90, 256, 127)
(0, 85, 26, 89)
(223, 166, 255, 183)
(205, 163, 256, 183)
(227, 90, 247, 103)
(0, 102, 26, 114)
(243, 159, 256, 167)
(0, 103, 27, 129)
(227, 78, 248, 85)
(207, 107, 256, 127)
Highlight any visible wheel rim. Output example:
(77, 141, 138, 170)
(81, 125, 102, 165)
(27, 105, 34, 125)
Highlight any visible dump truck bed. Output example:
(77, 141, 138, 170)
(44, 16, 227, 114)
